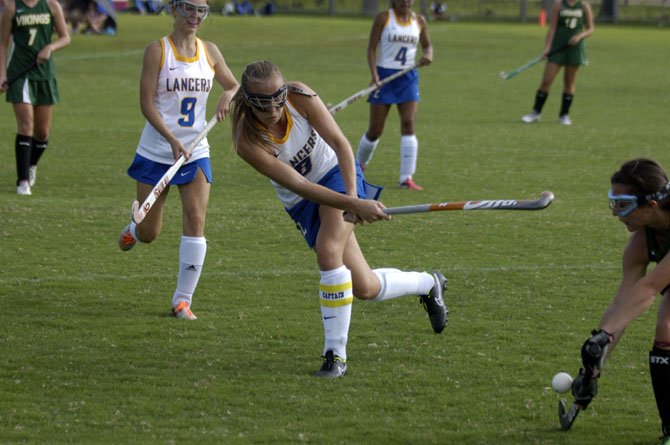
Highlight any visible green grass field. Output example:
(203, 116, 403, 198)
(1, 14, 669, 444)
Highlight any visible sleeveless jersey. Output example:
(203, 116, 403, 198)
(645, 227, 670, 264)
(554, 0, 584, 48)
(376, 9, 421, 69)
(265, 100, 338, 209)
(8, 0, 55, 81)
(136, 36, 215, 165)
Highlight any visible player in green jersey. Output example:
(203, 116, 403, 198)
(521, 0, 593, 126)
(0, 0, 70, 195)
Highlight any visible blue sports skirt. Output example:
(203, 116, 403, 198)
(287, 164, 383, 248)
(368, 66, 420, 105)
(127, 153, 212, 185)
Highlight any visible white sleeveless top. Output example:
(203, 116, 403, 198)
(267, 100, 338, 209)
(376, 9, 421, 69)
(137, 36, 215, 164)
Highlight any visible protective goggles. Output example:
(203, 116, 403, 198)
(608, 182, 670, 217)
(173, 0, 210, 19)
(244, 84, 288, 112)
(608, 190, 640, 217)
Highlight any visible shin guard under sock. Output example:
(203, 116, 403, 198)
(560, 93, 574, 117)
(30, 138, 48, 166)
(399, 134, 418, 183)
(15, 134, 32, 183)
(532, 90, 548, 114)
(650, 345, 670, 435)
(319, 266, 353, 360)
(172, 236, 207, 307)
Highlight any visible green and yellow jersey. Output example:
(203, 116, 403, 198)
(8, 0, 55, 81)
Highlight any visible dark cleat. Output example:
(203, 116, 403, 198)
(419, 272, 448, 333)
(313, 350, 347, 379)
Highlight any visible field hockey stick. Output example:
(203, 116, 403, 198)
(498, 45, 570, 80)
(383, 191, 554, 215)
(1, 61, 37, 94)
(558, 367, 593, 431)
(328, 64, 417, 115)
(131, 115, 218, 224)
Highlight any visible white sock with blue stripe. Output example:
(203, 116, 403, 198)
(371, 268, 434, 302)
(319, 265, 353, 360)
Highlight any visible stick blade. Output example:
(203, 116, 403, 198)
(537, 191, 555, 209)
(131, 200, 144, 224)
(558, 400, 580, 431)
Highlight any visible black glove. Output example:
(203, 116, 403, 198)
(571, 367, 598, 409)
(581, 329, 613, 372)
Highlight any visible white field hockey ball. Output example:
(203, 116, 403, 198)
(552, 372, 573, 394)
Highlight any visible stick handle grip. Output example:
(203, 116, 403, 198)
(329, 64, 417, 114)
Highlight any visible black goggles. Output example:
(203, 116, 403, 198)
(243, 84, 288, 112)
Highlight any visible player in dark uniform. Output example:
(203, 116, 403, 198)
(568, 159, 670, 441)
(0, 0, 70, 195)
(521, 0, 593, 126)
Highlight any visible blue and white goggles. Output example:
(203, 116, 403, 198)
(608, 190, 640, 217)
(609, 183, 670, 217)
(173, 0, 210, 19)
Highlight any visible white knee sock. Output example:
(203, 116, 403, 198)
(319, 265, 353, 360)
(357, 133, 380, 169)
(172, 236, 207, 307)
(399, 134, 418, 182)
(371, 268, 434, 302)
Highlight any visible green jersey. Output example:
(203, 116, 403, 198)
(555, 0, 584, 45)
(9, 0, 56, 81)
(549, 0, 588, 66)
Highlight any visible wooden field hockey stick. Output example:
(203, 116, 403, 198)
(498, 45, 570, 80)
(131, 115, 218, 224)
(328, 64, 418, 115)
(1, 61, 38, 94)
(384, 191, 554, 215)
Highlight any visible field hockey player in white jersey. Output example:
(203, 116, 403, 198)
(230, 60, 448, 378)
(356, 0, 432, 191)
(117, 0, 239, 320)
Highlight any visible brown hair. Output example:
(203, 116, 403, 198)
(230, 60, 283, 154)
(611, 158, 670, 208)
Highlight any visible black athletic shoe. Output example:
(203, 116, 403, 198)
(420, 272, 448, 334)
(313, 350, 347, 378)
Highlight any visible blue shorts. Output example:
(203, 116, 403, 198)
(127, 153, 212, 186)
(286, 164, 383, 248)
(368, 66, 420, 105)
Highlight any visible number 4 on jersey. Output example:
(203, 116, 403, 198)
(394, 47, 408, 65)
